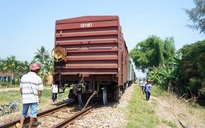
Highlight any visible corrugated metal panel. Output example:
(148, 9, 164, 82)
(129, 60, 133, 81)
(56, 21, 118, 30)
(56, 16, 119, 24)
(54, 15, 128, 85)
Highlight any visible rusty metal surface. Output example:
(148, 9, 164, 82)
(54, 15, 129, 85)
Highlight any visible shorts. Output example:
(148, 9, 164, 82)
(21, 103, 38, 118)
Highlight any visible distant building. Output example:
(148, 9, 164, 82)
(0, 71, 14, 85)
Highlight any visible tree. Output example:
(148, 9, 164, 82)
(3, 56, 18, 84)
(147, 61, 179, 92)
(163, 37, 176, 63)
(0, 56, 29, 85)
(178, 40, 205, 98)
(33, 46, 54, 85)
(129, 35, 175, 73)
(44, 58, 54, 74)
(33, 46, 50, 74)
(0, 58, 7, 73)
(184, 0, 205, 34)
(0, 58, 8, 83)
(14, 60, 29, 84)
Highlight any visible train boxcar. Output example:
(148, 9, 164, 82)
(130, 60, 137, 83)
(52, 15, 130, 105)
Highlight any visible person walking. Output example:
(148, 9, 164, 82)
(51, 81, 58, 102)
(141, 79, 147, 94)
(19, 63, 44, 128)
(144, 81, 152, 101)
(139, 79, 144, 94)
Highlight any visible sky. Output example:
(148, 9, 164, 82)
(0, 0, 204, 77)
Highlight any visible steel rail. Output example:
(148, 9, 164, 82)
(0, 101, 73, 128)
(51, 101, 100, 128)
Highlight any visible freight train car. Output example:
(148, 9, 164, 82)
(52, 15, 131, 105)
(127, 59, 136, 87)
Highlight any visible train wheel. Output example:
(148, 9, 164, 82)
(103, 86, 108, 105)
(78, 94, 83, 107)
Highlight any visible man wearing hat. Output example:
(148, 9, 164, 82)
(19, 63, 44, 128)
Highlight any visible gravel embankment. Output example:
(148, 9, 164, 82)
(67, 84, 134, 128)
(0, 84, 135, 128)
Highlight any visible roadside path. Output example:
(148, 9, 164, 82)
(0, 87, 19, 92)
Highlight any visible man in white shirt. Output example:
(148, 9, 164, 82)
(19, 63, 44, 128)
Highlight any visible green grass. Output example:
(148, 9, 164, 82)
(125, 84, 205, 128)
(162, 119, 176, 128)
(0, 86, 71, 109)
(0, 90, 21, 104)
(0, 84, 19, 88)
(125, 85, 159, 128)
(151, 85, 166, 97)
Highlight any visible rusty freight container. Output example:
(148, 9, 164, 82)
(52, 15, 129, 105)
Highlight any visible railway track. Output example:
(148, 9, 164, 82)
(51, 102, 100, 128)
(0, 100, 100, 128)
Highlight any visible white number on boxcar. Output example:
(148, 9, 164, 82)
(80, 23, 92, 28)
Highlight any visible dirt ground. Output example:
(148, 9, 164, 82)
(149, 95, 205, 128)
(0, 87, 20, 92)
(1, 87, 205, 128)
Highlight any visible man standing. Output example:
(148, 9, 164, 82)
(19, 63, 44, 128)
(139, 79, 144, 94)
(51, 81, 58, 103)
(144, 81, 152, 101)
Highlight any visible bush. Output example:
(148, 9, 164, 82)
(1, 82, 10, 87)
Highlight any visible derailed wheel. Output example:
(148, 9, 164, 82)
(103, 86, 108, 105)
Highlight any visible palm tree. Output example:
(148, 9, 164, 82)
(1, 56, 29, 85)
(33, 46, 50, 74)
(14, 60, 29, 84)
(0, 58, 7, 83)
(33, 46, 54, 86)
(2, 56, 17, 84)
(0, 58, 6, 73)
(44, 57, 54, 74)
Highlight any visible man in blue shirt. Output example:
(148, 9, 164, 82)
(144, 81, 152, 101)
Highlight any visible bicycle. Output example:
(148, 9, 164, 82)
(10, 102, 19, 113)
(0, 101, 19, 116)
